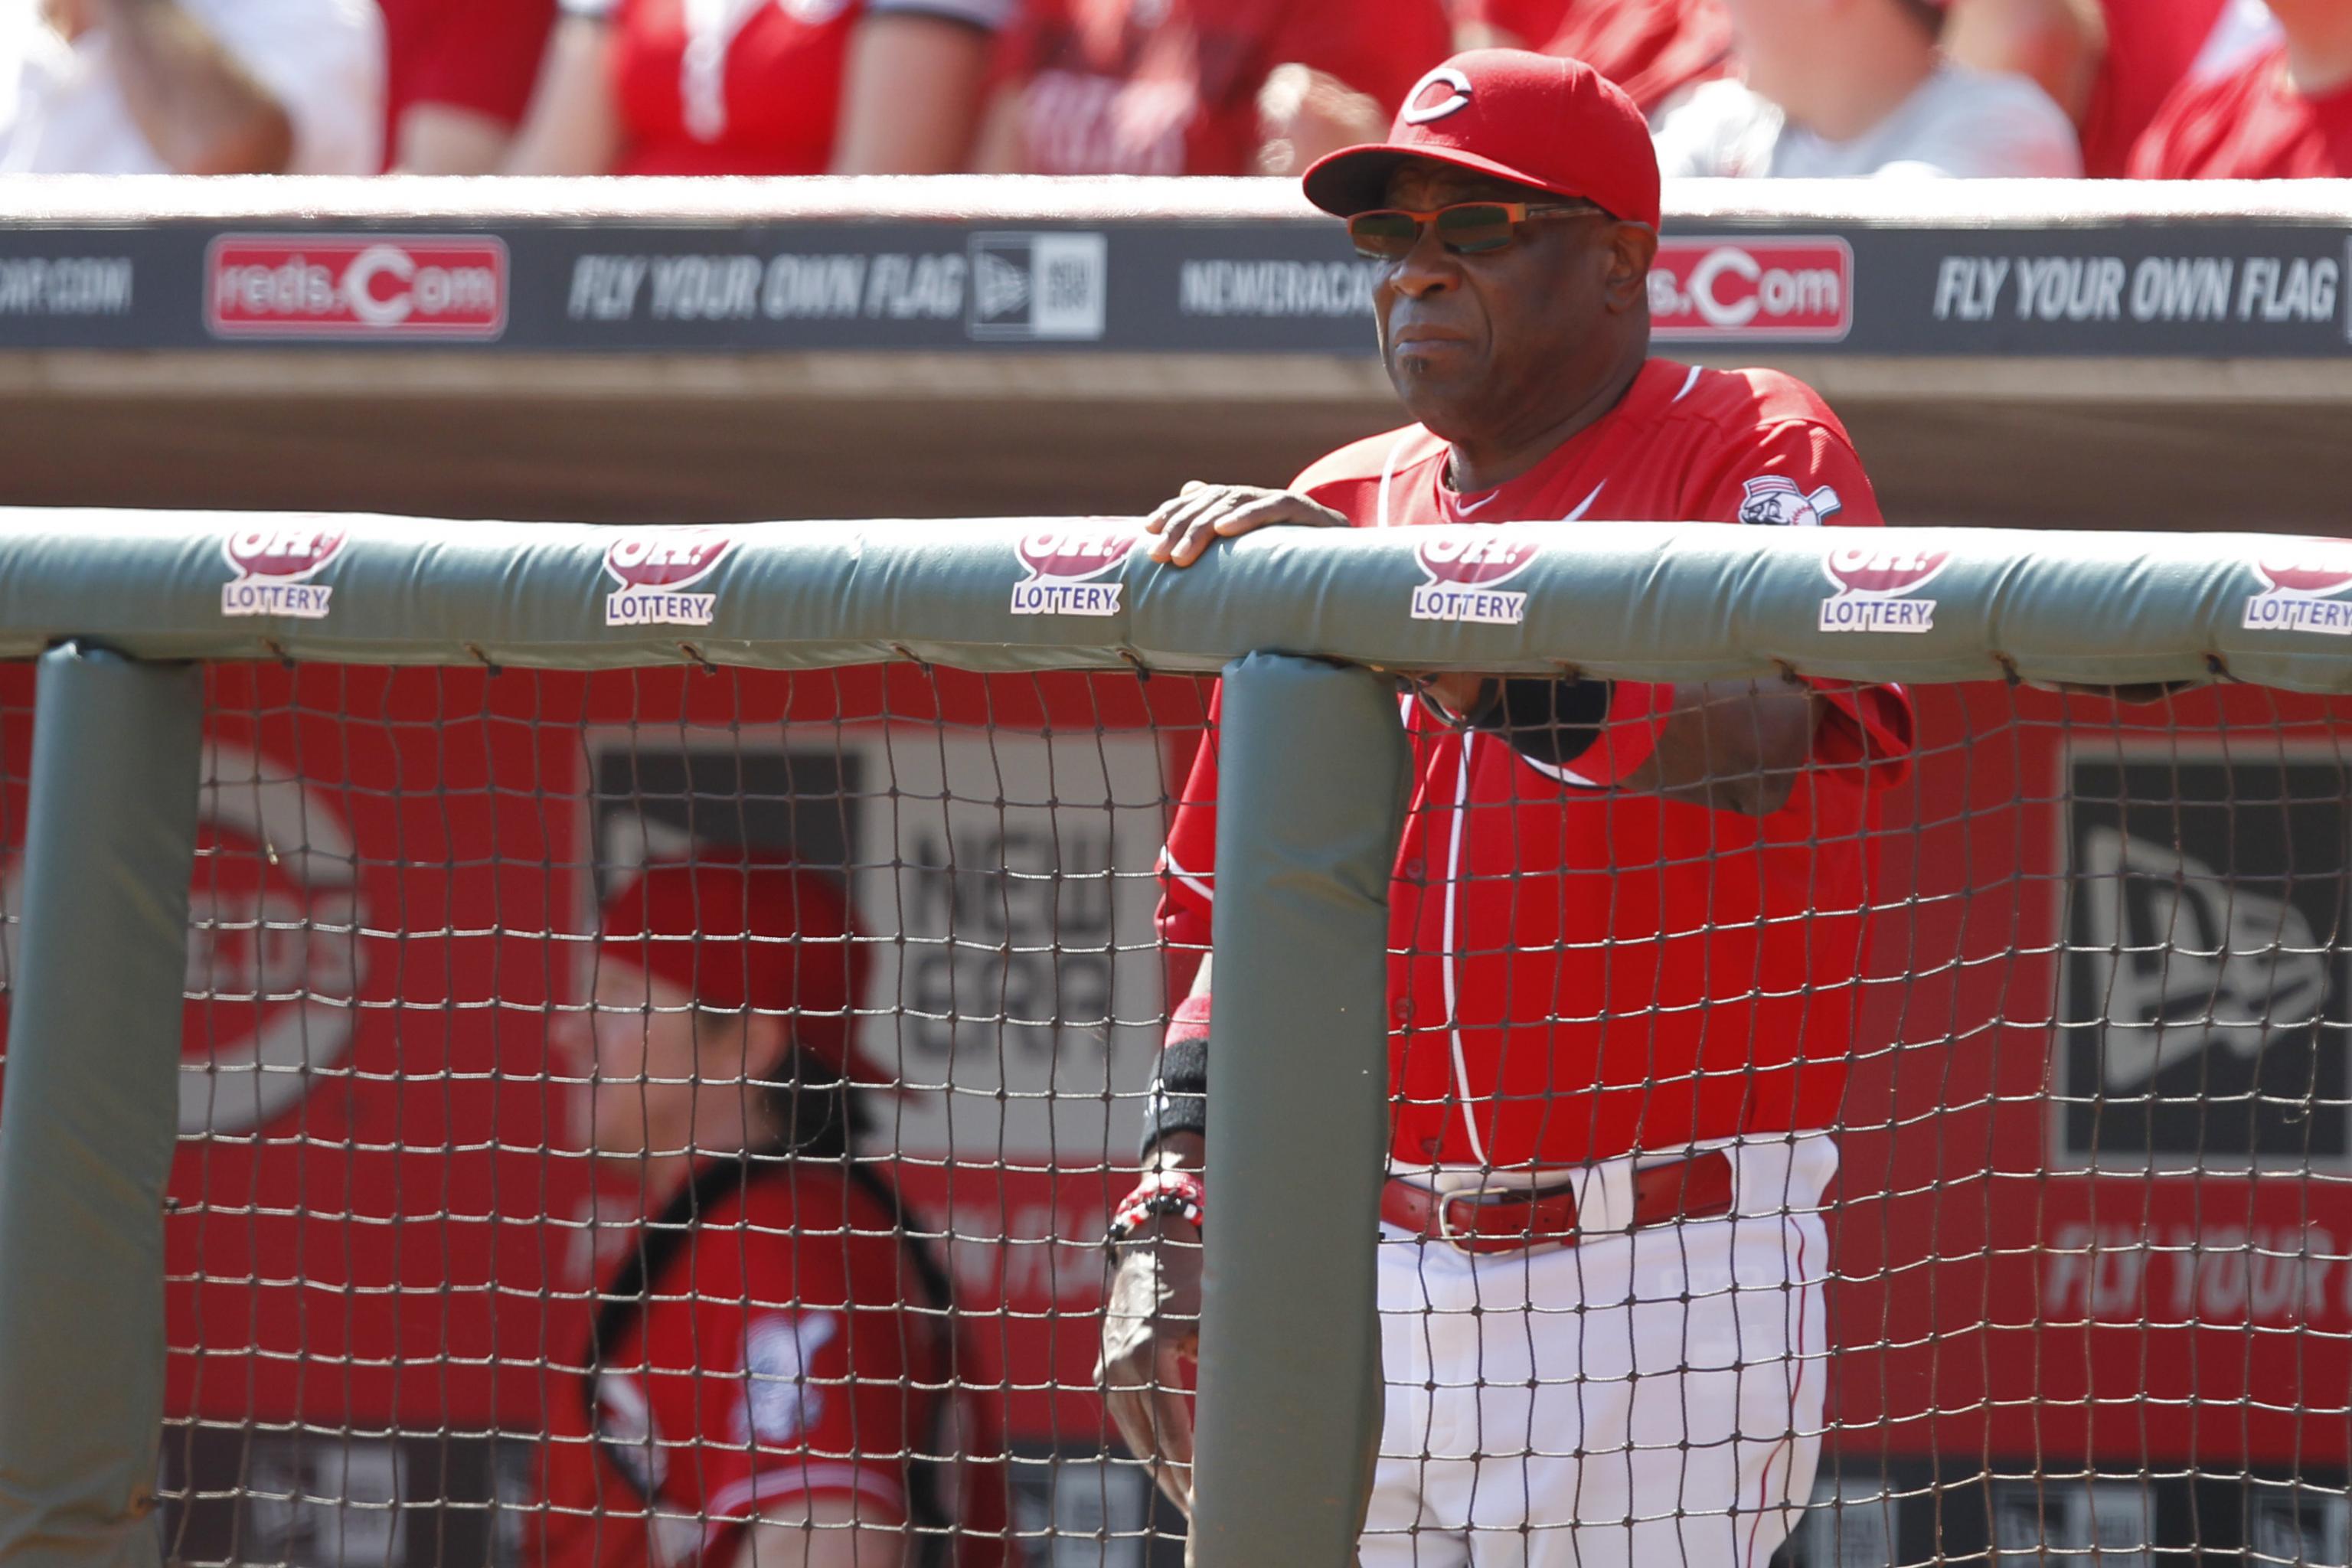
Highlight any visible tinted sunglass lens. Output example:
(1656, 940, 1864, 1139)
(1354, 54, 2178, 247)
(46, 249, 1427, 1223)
(1349, 211, 1420, 259)
(1436, 204, 1515, 253)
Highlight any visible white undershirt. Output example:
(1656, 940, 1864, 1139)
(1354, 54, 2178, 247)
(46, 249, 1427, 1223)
(0, 0, 384, 174)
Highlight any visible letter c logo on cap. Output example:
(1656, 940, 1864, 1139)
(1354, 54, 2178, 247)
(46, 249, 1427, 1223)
(1401, 67, 1474, 125)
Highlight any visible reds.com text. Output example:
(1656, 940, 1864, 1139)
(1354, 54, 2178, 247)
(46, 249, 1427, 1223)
(1648, 239, 1854, 341)
(207, 237, 508, 340)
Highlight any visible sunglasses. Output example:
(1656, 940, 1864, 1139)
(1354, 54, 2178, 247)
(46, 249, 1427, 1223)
(1346, 200, 1609, 260)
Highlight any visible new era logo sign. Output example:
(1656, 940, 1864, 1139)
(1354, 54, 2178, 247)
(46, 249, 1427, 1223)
(967, 233, 1108, 341)
(2057, 750, 2351, 1170)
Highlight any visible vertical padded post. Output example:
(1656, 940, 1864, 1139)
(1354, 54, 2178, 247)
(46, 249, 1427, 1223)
(1191, 652, 1410, 1566)
(0, 644, 203, 1568)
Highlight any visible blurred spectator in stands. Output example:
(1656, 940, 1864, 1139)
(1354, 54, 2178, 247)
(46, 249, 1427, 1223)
(380, 0, 554, 171)
(1451, 0, 1733, 116)
(504, 0, 1008, 175)
(1651, 0, 2081, 176)
(0, 0, 381, 172)
(2128, 0, 2352, 177)
(1945, 0, 2279, 175)
(973, 0, 1452, 177)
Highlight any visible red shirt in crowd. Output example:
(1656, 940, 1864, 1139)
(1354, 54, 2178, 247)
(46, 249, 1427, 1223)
(2076, 0, 2228, 176)
(588, 0, 1012, 175)
(1456, 0, 1731, 114)
(533, 1161, 1008, 1568)
(1158, 360, 1914, 1171)
(2128, 40, 2352, 178)
(991, 0, 1452, 175)
(377, 0, 557, 167)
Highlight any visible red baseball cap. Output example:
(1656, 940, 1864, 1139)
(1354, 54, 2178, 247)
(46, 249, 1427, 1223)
(599, 851, 874, 1080)
(1302, 50, 1662, 232)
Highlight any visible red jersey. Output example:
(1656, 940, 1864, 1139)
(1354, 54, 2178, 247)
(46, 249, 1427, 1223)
(378, 0, 557, 167)
(603, 0, 1013, 176)
(533, 1159, 1008, 1568)
(2077, 0, 2228, 177)
(1157, 360, 1914, 1171)
(1448, 0, 1731, 113)
(2128, 40, 2352, 178)
(992, 0, 1452, 175)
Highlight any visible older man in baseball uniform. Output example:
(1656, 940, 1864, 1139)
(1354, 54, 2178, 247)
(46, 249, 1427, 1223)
(1097, 50, 1915, 1567)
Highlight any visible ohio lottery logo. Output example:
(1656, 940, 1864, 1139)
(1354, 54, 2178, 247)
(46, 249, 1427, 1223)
(1010, 528, 1138, 616)
(2243, 547, 2352, 635)
(220, 524, 348, 619)
(604, 530, 734, 627)
(1818, 542, 1952, 634)
(1410, 531, 1542, 626)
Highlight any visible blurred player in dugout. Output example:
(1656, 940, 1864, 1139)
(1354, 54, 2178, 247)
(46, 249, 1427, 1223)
(533, 853, 1009, 1568)
(1101, 48, 1913, 1568)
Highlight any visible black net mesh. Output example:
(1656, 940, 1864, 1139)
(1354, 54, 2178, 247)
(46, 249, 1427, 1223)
(0, 662, 2345, 1567)
(143, 662, 1204, 1568)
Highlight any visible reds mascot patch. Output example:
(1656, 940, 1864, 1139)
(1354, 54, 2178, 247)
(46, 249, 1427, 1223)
(1739, 475, 1844, 528)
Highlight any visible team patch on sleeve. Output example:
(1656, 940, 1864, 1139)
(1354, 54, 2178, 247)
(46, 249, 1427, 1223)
(1738, 475, 1842, 528)
(736, 1310, 840, 1446)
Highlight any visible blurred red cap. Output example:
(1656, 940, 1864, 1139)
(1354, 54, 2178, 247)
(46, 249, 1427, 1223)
(1303, 50, 1662, 233)
(599, 852, 873, 1080)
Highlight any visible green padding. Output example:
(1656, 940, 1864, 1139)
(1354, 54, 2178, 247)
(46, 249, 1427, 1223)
(0, 510, 2344, 691)
(1192, 654, 1410, 1567)
(0, 645, 203, 1568)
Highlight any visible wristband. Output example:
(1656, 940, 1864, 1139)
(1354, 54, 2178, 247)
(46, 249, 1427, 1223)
(1139, 992, 1211, 1158)
(1468, 676, 1614, 767)
(1477, 678, 1674, 789)
(1106, 1170, 1206, 1250)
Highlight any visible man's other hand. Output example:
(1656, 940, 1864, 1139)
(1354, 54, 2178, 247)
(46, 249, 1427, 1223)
(1145, 482, 1348, 567)
(1097, 1213, 1204, 1514)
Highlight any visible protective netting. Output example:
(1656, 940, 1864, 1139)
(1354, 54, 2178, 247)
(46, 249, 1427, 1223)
(2, 659, 2347, 1567)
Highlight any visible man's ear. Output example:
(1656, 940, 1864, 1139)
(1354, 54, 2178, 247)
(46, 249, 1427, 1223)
(1604, 222, 1660, 314)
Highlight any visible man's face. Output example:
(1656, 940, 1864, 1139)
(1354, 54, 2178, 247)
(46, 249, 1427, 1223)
(1370, 162, 1648, 444)
(577, 959, 714, 1161)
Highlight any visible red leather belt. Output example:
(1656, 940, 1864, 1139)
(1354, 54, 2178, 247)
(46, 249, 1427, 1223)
(1380, 1148, 1736, 1256)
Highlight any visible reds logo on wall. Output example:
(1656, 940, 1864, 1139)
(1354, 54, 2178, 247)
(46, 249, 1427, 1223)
(1408, 529, 1540, 626)
(0, 742, 368, 1134)
(206, 236, 508, 341)
(1650, 239, 1854, 341)
(179, 743, 368, 1132)
(1009, 527, 1138, 617)
(2243, 544, 2352, 635)
(1817, 541, 1952, 633)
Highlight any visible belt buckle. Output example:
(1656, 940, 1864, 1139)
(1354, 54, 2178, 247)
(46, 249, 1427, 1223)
(1436, 1184, 1544, 1254)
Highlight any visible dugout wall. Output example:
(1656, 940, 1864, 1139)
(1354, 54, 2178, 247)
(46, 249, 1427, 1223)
(1, 514, 2350, 1566)
(0, 181, 2347, 533)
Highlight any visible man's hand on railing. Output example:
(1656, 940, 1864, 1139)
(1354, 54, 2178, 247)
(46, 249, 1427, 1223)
(1144, 482, 1350, 569)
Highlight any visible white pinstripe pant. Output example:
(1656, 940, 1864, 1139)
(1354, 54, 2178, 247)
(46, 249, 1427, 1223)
(1358, 1136, 1837, 1568)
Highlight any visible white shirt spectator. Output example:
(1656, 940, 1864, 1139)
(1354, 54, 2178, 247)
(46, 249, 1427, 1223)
(0, 0, 382, 173)
(2192, 0, 2281, 83)
(1653, 63, 2082, 178)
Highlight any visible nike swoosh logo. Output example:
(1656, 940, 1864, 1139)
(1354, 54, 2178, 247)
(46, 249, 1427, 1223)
(1455, 490, 1501, 514)
(1563, 482, 1606, 521)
